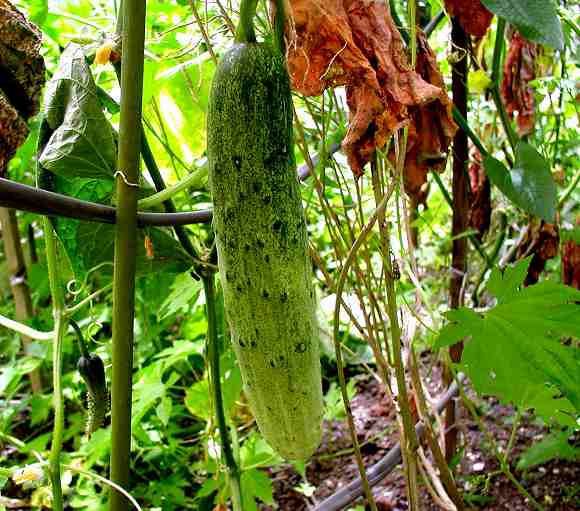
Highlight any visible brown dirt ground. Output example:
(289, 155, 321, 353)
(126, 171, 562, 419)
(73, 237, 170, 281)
(260, 363, 580, 511)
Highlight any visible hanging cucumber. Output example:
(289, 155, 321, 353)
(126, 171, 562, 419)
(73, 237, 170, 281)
(206, 0, 323, 460)
(73, 321, 108, 436)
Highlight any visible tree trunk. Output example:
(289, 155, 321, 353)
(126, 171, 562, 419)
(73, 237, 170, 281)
(444, 17, 469, 463)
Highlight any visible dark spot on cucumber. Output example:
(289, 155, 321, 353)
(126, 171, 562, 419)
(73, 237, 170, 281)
(236, 284, 243, 293)
(270, 359, 276, 368)
(257, 239, 265, 249)
(262, 289, 269, 299)
(280, 291, 288, 303)
(239, 338, 246, 348)
(250, 340, 257, 348)
(255, 328, 259, 337)
(233, 155, 242, 170)
(262, 194, 271, 205)
(310, 289, 314, 298)
(265, 254, 270, 263)
(246, 277, 252, 287)
(272, 219, 283, 232)
(295, 342, 307, 353)
(292, 235, 299, 245)
(244, 243, 251, 251)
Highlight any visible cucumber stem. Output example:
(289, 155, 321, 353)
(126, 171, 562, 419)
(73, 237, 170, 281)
(203, 273, 243, 511)
(235, 0, 258, 43)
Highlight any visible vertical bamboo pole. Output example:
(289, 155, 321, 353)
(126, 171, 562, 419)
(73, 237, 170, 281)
(108, 0, 146, 509)
(0, 207, 42, 391)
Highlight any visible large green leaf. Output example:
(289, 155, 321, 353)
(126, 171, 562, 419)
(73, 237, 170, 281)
(482, 0, 564, 49)
(435, 258, 580, 426)
(39, 43, 116, 180)
(37, 43, 192, 278)
(484, 142, 557, 222)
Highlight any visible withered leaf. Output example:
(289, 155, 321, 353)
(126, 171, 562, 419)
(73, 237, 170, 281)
(0, 0, 45, 173)
(286, 0, 443, 177)
(443, 0, 493, 38)
(501, 30, 538, 137)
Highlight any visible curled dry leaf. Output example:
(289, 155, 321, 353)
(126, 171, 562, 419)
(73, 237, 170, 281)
(389, 32, 458, 204)
(501, 31, 538, 137)
(0, 0, 45, 173)
(443, 0, 493, 38)
(516, 220, 559, 286)
(285, 0, 444, 177)
(468, 147, 491, 239)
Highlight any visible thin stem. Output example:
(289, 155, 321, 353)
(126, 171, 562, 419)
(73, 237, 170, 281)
(43, 216, 66, 511)
(203, 274, 242, 511)
(274, 0, 286, 54)
(452, 106, 488, 156)
(490, 19, 518, 153)
(66, 284, 113, 317)
(188, 0, 219, 65)
(66, 465, 143, 511)
(333, 184, 396, 511)
(137, 167, 207, 209)
(109, 0, 147, 508)
(558, 170, 580, 209)
(235, 0, 258, 43)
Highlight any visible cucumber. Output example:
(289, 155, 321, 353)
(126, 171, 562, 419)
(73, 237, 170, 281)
(207, 42, 323, 460)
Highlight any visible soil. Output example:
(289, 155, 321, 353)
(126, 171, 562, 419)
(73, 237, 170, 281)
(261, 362, 580, 511)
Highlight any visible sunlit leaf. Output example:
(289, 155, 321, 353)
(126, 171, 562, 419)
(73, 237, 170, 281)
(482, 0, 564, 49)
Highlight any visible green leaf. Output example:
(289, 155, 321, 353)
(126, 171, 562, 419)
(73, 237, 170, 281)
(435, 269, 580, 426)
(71, 222, 191, 279)
(156, 396, 172, 427)
(30, 394, 52, 427)
(486, 256, 532, 303)
(484, 142, 557, 222)
(159, 272, 202, 320)
(517, 428, 580, 470)
(27, 0, 48, 26)
(39, 44, 116, 180)
(241, 469, 275, 509)
(481, 0, 564, 49)
(153, 339, 204, 370)
(240, 433, 283, 470)
(185, 379, 210, 420)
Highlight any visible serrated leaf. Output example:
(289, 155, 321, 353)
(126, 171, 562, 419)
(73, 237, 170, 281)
(517, 428, 580, 470)
(482, 0, 564, 49)
(435, 274, 580, 426)
(484, 142, 557, 222)
(486, 256, 532, 303)
(159, 272, 202, 320)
